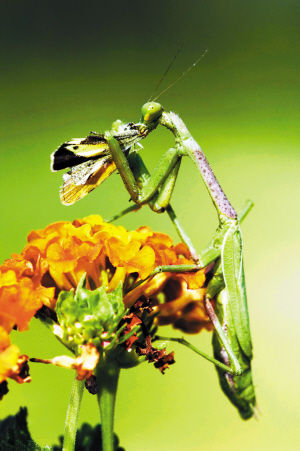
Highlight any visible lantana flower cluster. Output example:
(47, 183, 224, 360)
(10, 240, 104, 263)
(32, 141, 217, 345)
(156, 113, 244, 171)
(0, 215, 212, 398)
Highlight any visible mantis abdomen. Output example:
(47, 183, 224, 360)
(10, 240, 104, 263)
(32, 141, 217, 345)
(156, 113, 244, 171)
(213, 288, 257, 420)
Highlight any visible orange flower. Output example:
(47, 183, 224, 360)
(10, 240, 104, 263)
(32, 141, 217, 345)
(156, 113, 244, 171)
(0, 214, 210, 386)
(122, 232, 210, 333)
(0, 216, 156, 331)
(0, 268, 54, 332)
(0, 327, 19, 384)
(124, 274, 212, 334)
(0, 327, 31, 399)
(1, 215, 206, 328)
(144, 232, 206, 289)
(22, 215, 158, 292)
(153, 277, 214, 334)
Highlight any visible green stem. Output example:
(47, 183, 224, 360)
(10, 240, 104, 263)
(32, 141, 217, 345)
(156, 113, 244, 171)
(62, 375, 85, 451)
(96, 358, 120, 451)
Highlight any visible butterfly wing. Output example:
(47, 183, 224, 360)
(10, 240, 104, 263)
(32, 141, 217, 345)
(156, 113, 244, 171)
(51, 127, 143, 172)
(51, 134, 110, 172)
(60, 157, 117, 205)
(52, 125, 145, 205)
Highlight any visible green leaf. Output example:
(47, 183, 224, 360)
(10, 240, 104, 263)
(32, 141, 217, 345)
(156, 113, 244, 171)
(52, 423, 125, 451)
(0, 408, 125, 450)
(0, 407, 51, 450)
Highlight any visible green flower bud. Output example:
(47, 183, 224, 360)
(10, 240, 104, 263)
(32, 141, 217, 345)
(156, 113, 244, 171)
(55, 274, 125, 350)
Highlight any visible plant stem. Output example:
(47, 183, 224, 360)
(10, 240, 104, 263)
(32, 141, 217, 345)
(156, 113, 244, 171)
(96, 358, 120, 451)
(62, 375, 85, 451)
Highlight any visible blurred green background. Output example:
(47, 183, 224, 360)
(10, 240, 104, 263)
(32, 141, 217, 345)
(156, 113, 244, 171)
(1, 1, 299, 450)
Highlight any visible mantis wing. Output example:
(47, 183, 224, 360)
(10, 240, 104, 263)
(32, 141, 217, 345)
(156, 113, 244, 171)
(221, 223, 253, 359)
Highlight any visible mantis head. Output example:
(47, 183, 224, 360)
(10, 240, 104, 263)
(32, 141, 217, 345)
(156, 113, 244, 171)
(141, 102, 164, 125)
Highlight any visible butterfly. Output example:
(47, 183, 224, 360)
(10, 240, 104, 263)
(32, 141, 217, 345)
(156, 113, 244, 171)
(51, 121, 146, 205)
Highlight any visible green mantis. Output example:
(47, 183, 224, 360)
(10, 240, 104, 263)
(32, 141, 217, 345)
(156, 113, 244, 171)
(106, 106, 257, 418)
(52, 99, 257, 419)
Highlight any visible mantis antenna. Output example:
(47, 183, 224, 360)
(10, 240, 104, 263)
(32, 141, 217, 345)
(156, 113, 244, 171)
(152, 49, 209, 102)
(148, 41, 185, 102)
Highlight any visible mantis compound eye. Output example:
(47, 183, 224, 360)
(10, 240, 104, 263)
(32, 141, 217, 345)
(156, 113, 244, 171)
(141, 102, 164, 124)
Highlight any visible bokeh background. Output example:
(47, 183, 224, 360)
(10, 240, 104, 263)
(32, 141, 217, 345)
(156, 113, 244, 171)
(1, 1, 299, 450)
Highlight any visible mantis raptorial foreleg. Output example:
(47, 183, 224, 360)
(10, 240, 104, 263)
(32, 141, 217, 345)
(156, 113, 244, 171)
(126, 146, 182, 214)
(106, 135, 200, 261)
(105, 134, 183, 207)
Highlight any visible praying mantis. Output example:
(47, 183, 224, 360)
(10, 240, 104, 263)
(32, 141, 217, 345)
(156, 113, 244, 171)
(52, 97, 257, 419)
